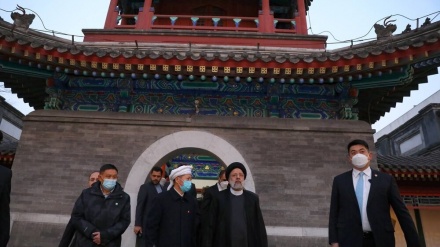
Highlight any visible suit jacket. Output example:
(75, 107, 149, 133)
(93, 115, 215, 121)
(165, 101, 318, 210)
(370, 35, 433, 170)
(199, 184, 222, 246)
(135, 182, 163, 231)
(329, 169, 420, 247)
(201, 184, 221, 213)
(202, 189, 268, 247)
(0, 165, 12, 247)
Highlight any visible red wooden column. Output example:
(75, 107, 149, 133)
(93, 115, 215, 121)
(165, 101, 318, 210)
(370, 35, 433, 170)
(258, 0, 274, 33)
(104, 0, 119, 29)
(136, 0, 154, 30)
(296, 0, 308, 34)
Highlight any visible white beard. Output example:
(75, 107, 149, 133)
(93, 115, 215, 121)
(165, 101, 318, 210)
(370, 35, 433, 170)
(230, 180, 244, 190)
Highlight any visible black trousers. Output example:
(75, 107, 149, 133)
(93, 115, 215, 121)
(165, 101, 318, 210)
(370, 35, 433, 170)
(362, 232, 376, 247)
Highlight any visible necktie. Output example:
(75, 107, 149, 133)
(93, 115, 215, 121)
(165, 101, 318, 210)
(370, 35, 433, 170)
(355, 172, 364, 218)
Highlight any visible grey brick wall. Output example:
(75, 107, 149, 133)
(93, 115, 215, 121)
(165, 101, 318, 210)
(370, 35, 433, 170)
(9, 222, 65, 247)
(10, 110, 375, 247)
(268, 236, 328, 247)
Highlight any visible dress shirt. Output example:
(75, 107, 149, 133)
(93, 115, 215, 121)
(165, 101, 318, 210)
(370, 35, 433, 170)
(352, 167, 372, 231)
(155, 184, 162, 193)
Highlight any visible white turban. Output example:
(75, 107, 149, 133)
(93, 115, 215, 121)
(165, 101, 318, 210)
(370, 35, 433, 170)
(167, 165, 192, 191)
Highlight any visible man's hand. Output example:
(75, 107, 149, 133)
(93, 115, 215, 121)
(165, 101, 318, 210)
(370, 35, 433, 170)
(92, 232, 101, 245)
(331, 243, 339, 247)
(134, 226, 142, 235)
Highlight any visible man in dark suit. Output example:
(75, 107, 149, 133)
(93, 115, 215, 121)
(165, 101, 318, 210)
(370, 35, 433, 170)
(199, 170, 227, 245)
(0, 165, 12, 247)
(202, 170, 228, 206)
(134, 166, 163, 246)
(329, 139, 420, 247)
(200, 170, 227, 219)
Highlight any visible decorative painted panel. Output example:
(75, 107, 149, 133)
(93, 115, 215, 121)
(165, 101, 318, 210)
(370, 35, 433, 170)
(49, 73, 364, 119)
(167, 154, 223, 179)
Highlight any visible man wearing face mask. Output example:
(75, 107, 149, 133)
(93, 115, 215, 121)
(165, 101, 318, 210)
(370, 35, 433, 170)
(328, 140, 420, 247)
(203, 170, 228, 201)
(202, 162, 267, 247)
(145, 165, 199, 247)
(201, 170, 228, 212)
(71, 164, 131, 247)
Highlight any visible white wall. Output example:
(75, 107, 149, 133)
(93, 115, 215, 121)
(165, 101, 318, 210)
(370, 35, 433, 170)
(0, 119, 22, 140)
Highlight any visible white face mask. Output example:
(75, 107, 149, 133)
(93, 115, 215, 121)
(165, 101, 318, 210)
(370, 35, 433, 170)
(351, 153, 369, 169)
(219, 181, 229, 190)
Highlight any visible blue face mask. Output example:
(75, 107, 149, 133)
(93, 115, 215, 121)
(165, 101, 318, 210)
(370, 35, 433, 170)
(180, 180, 192, 193)
(102, 179, 117, 190)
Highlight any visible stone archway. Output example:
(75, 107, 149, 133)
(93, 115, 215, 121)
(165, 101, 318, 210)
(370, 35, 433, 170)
(121, 130, 254, 246)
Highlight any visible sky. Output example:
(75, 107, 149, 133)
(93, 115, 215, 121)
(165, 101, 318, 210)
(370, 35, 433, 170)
(0, 0, 439, 132)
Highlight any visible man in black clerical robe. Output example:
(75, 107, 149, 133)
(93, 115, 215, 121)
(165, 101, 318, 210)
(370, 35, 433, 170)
(202, 162, 267, 247)
(145, 165, 199, 247)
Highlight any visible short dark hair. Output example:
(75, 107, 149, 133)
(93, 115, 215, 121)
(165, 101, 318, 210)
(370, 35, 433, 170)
(218, 170, 226, 178)
(347, 140, 369, 153)
(151, 166, 163, 174)
(100, 164, 118, 174)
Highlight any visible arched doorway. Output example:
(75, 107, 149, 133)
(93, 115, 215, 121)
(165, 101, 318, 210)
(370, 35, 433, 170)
(122, 130, 255, 246)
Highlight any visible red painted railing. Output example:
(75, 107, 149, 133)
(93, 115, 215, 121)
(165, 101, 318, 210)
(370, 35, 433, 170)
(108, 9, 296, 34)
(150, 15, 259, 32)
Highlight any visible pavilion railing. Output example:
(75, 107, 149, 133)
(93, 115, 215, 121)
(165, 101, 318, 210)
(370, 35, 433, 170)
(151, 15, 259, 32)
(111, 9, 297, 34)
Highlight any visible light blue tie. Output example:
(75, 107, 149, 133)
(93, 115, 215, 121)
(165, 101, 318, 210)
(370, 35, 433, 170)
(355, 172, 364, 218)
